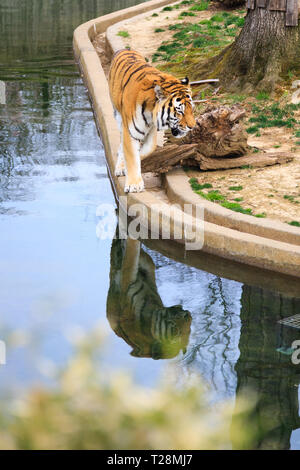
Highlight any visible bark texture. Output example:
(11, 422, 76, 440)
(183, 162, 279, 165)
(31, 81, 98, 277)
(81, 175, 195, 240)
(216, 0, 245, 7)
(198, 4, 300, 92)
(181, 105, 249, 157)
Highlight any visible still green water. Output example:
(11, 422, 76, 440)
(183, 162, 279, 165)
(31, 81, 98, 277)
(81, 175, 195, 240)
(0, 0, 300, 450)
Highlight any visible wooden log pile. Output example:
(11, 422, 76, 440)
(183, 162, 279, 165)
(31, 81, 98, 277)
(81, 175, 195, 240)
(141, 104, 294, 173)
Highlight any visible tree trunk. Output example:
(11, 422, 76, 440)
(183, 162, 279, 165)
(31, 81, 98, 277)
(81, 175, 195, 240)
(204, 4, 300, 92)
(216, 0, 245, 7)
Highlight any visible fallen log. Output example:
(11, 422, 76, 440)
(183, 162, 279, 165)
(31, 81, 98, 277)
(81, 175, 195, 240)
(141, 143, 197, 173)
(140, 105, 293, 173)
(184, 152, 294, 171)
(181, 104, 249, 157)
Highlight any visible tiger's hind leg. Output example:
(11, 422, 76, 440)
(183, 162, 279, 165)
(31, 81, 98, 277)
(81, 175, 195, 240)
(114, 110, 126, 177)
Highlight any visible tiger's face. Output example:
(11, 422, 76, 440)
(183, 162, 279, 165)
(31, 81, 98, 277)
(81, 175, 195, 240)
(154, 77, 196, 138)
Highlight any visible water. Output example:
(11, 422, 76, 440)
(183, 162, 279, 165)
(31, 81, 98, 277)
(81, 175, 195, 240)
(0, 0, 300, 450)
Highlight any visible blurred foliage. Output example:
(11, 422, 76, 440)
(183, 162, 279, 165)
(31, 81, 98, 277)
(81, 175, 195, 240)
(0, 325, 257, 450)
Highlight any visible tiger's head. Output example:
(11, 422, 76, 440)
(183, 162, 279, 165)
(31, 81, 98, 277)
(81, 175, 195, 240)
(153, 77, 196, 138)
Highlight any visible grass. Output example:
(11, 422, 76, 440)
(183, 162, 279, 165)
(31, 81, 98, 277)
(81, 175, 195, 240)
(188, 179, 264, 217)
(288, 220, 300, 227)
(256, 92, 270, 100)
(229, 185, 243, 191)
(117, 30, 130, 38)
(246, 103, 300, 134)
(283, 194, 299, 204)
(154, 28, 165, 33)
(221, 201, 252, 215)
(189, 1, 209, 11)
(152, 9, 245, 63)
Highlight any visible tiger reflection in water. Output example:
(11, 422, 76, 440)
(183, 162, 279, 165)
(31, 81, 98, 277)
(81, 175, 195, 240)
(107, 237, 191, 360)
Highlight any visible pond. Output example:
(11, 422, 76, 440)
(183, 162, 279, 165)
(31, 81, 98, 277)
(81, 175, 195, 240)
(0, 0, 300, 450)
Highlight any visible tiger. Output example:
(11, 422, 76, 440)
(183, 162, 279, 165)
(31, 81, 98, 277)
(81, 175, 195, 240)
(106, 236, 191, 360)
(108, 49, 196, 193)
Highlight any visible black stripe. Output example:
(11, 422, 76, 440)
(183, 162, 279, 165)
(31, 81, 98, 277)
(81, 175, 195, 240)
(141, 101, 149, 126)
(111, 52, 135, 78)
(161, 104, 166, 126)
(137, 70, 160, 82)
(122, 64, 151, 91)
(167, 101, 172, 122)
(119, 61, 137, 83)
(143, 85, 155, 91)
(132, 117, 145, 136)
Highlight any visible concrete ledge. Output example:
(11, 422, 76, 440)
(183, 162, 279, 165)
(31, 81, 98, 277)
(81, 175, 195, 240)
(73, 0, 300, 277)
(165, 168, 300, 246)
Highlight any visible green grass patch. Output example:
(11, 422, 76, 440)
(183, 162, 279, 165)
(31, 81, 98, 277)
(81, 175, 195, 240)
(117, 30, 130, 38)
(210, 14, 224, 22)
(188, 179, 270, 217)
(221, 201, 252, 215)
(247, 102, 300, 134)
(154, 28, 165, 33)
(152, 8, 245, 65)
(189, 1, 209, 11)
(288, 220, 300, 227)
(179, 11, 196, 17)
(256, 92, 269, 100)
(229, 185, 243, 191)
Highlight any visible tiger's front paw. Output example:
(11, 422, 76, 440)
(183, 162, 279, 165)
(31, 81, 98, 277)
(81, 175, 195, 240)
(115, 152, 126, 176)
(115, 165, 126, 177)
(124, 177, 145, 193)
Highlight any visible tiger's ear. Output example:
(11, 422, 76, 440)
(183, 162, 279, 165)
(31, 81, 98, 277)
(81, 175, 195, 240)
(154, 84, 167, 102)
(181, 77, 189, 85)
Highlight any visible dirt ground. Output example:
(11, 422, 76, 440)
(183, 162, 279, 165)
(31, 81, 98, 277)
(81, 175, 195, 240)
(117, 2, 213, 62)
(93, 2, 300, 224)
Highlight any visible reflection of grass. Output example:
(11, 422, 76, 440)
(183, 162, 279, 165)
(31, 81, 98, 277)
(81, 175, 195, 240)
(0, 326, 256, 450)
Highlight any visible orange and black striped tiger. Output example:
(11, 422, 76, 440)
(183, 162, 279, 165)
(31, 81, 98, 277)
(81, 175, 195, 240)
(108, 49, 196, 193)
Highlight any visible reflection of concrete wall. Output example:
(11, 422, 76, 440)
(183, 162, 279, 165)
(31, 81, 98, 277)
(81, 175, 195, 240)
(234, 285, 300, 449)
(0, 81, 5, 105)
(0, 0, 143, 61)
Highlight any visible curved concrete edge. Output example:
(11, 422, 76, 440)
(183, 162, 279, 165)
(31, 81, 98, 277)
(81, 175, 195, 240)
(105, 6, 300, 249)
(165, 168, 300, 246)
(73, 0, 300, 277)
